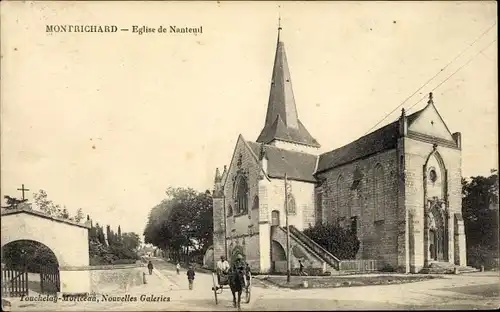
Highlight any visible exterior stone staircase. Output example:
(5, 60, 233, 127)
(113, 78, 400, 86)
(419, 261, 478, 274)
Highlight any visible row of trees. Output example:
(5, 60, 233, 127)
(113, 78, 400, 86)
(88, 222, 141, 265)
(2, 189, 141, 267)
(143, 187, 213, 264)
(462, 171, 499, 269)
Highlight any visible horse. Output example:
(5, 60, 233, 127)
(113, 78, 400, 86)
(228, 264, 247, 309)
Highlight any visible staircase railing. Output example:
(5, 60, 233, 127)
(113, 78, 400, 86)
(287, 226, 341, 271)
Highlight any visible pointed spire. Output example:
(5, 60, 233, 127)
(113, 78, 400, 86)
(256, 21, 320, 148)
(221, 165, 227, 180)
(214, 167, 221, 183)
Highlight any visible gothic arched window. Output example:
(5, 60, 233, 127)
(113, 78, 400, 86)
(252, 196, 259, 210)
(236, 177, 248, 214)
(336, 175, 346, 219)
(287, 194, 296, 215)
(373, 164, 385, 221)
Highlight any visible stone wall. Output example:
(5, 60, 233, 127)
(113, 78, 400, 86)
(88, 264, 145, 294)
(264, 178, 317, 230)
(1, 211, 90, 267)
(316, 149, 400, 268)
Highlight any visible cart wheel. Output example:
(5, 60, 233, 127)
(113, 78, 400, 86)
(211, 273, 219, 305)
(244, 272, 251, 303)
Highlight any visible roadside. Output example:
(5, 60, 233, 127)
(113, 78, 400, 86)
(257, 273, 444, 289)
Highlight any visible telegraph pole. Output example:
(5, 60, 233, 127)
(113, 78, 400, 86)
(285, 173, 291, 283)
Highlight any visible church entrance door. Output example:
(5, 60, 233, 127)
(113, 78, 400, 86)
(429, 229, 437, 261)
(427, 200, 447, 263)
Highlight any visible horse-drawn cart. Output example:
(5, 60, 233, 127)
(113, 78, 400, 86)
(211, 268, 251, 306)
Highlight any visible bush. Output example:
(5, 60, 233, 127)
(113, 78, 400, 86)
(112, 259, 137, 265)
(303, 223, 360, 259)
(468, 244, 499, 270)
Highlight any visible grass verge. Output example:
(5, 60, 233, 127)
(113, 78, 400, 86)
(261, 274, 443, 289)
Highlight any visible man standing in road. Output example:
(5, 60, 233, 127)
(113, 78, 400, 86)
(147, 261, 154, 275)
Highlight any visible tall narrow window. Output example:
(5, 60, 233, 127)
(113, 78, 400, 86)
(236, 178, 248, 214)
(337, 175, 346, 218)
(315, 192, 323, 225)
(287, 195, 296, 215)
(350, 216, 358, 236)
(374, 164, 385, 221)
(252, 196, 259, 210)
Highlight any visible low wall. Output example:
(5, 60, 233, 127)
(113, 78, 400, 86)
(60, 263, 145, 294)
(339, 260, 381, 272)
(89, 264, 145, 294)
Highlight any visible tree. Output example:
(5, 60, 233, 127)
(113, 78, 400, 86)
(2, 240, 58, 273)
(303, 223, 360, 260)
(2, 195, 27, 209)
(122, 232, 141, 252)
(74, 208, 84, 223)
(143, 187, 214, 263)
(33, 190, 57, 215)
(462, 171, 499, 268)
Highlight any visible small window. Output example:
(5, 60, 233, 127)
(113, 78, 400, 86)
(350, 216, 358, 235)
(429, 169, 437, 183)
(271, 210, 280, 226)
(287, 195, 297, 215)
(252, 196, 259, 210)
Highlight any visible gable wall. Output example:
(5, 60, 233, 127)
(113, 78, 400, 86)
(222, 137, 262, 264)
(403, 136, 462, 271)
(408, 105, 454, 141)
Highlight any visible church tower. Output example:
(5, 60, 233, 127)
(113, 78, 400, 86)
(256, 22, 321, 154)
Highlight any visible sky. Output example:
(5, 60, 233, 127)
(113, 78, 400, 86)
(1, 1, 497, 238)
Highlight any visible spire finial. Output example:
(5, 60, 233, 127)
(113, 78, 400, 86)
(427, 92, 434, 105)
(277, 9, 282, 43)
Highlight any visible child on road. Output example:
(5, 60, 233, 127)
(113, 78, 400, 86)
(176, 263, 181, 275)
(187, 265, 195, 290)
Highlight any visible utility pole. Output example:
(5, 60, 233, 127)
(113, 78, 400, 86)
(223, 192, 228, 260)
(285, 173, 291, 283)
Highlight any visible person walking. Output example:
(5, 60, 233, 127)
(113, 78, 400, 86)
(147, 260, 154, 275)
(187, 265, 195, 290)
(176, 263, 181, 275)
(298, 259, 304, 276)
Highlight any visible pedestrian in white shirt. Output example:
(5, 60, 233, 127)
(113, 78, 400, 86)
(216, 256, 230, 285)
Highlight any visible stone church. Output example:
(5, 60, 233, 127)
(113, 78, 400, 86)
(211, 26, 467, 274)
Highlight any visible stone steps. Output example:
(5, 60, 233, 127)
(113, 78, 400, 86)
(419, 262, 478, 274)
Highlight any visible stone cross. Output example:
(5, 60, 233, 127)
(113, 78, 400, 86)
(17, 184, 30, 201)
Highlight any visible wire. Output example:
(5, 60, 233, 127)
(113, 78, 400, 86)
(363, 22, 497, 135)
(406, 38, 497, 114)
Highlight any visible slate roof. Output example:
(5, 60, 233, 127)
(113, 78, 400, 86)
(246, 141, 318, 183)
(256, 39, 320, 148)
(256, 116, 320, 148)
(316, 109, 424, 174)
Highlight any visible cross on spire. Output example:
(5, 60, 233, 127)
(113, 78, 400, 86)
(17, 184, 30, 201)
(277, 13, 282, 43)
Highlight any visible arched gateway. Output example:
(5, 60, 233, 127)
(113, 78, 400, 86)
(1, 207, 91, 294)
